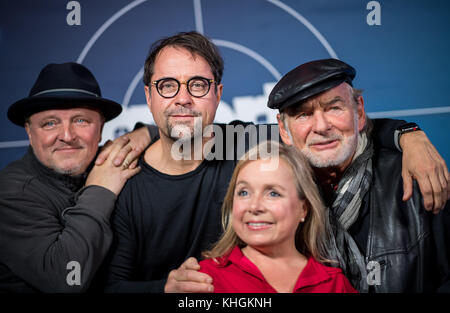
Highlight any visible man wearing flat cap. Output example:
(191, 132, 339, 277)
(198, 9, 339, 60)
(0, 62, 147, 292)
(271, 58, 450, 292)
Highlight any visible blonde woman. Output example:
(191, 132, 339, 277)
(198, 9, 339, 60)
(199, 141, 356, 293)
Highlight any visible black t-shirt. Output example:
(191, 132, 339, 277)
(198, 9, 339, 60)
(105, 155, 235, 292)
(105, 121, 267, 292)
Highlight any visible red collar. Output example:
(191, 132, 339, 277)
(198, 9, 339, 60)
(225, 246, 338, 292)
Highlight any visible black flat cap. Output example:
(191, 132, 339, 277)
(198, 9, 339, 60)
(268, 58, 356, 111)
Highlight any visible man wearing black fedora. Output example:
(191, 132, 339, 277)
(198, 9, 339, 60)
(0, 62, 146, 292)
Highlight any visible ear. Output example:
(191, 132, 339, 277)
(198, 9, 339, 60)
(277, 113, 292, 145)
(299, 199, 309, 222)
(215, 83, 223, 106)
(24, 122, 33, 146)
(144, 85, 152, 111)
(356, 96, 366, 132)
(99, 121, 105, 144)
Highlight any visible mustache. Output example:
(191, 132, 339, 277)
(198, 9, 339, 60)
(165, 108, 202, 117)
(53, 143, 83, 151)
(306, 133, 342, 146)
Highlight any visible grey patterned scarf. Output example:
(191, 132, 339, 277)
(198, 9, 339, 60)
(325, 133, 373, 293)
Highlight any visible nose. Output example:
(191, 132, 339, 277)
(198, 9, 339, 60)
(312, 110, 331, 134)
(248, 194, 265, 215)
(59, 122, 77, 143)
(174, 82, 192, 107)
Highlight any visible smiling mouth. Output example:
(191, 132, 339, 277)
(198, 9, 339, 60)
(54, 147, 82, 152)
(246, 222, 273, 230)
(171, 114, 194, 118)
(309, 139, 339, 150)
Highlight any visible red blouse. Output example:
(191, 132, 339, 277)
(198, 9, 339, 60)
(199, 246, 357, 293)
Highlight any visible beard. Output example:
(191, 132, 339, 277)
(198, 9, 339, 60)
(51, 164, 85, 175)
(300, 132, 358, 168)
(40, 154, 87, 176)
(300, 112, 360, 169)
(32, 145, 88, 176)
(164, 108, 203, 142)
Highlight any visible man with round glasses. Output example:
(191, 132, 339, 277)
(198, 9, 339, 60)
(104, 31, 449, 293)
(105, 32, 227, 293)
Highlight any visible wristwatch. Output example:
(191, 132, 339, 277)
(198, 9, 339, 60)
(394, 122, 422, 151)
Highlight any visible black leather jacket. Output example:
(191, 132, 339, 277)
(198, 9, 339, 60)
(362, 147, 450, 292)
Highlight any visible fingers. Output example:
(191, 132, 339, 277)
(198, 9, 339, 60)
(170, 269, 212, 285)
(95, 140, 113, 165)
(114, 145, 132, 167)
(180, 257, 201, 270)
(440, 164, 450, 201)
(419, 160, 448, 214)
(97, 130, 148, 168)
(415, 175, 434, 212)
(123, 165, 141, 179)
(431, 153, 449, 207)
(400, 130, 450, 212)
(97, 136, 131, 166)
(165, 268, 213, 293)
(402, 170, 413, 202)
(428, 168, 444, 214)
(401, 139, 449, 213)
(119, 146, 143, 169)
(427, 150, 449, 210)
(128, 159, 139, 170)
(164, 258, 213, 293)
(108, 136, 131, 166)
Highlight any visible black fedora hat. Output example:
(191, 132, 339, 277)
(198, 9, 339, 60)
(8, 62, 122, 126)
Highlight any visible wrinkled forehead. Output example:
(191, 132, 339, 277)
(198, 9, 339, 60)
(285, 82, 353, 114)
(305, 82, 353, 105)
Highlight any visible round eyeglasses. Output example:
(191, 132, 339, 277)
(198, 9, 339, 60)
(151, 76, 215, 98)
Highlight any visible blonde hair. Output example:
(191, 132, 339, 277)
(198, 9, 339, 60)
(203, 141, 334, 264)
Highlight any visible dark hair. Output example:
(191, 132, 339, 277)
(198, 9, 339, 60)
(143, 31, 224, 86)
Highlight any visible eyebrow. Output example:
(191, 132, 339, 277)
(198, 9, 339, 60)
(71, 113, 91, 119)
(37, 113, 92, 123)
(153, 76, 174, 81)
(38, 115, 60, 122)
(153, 76, 212, 82)
(235, 180, 287, 191)
(236, 180, 248, 187)
(320, 96, 344, 107)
